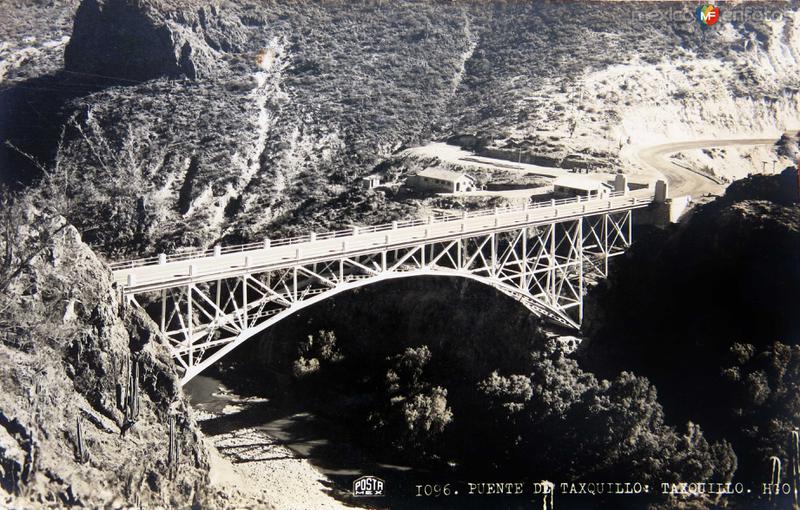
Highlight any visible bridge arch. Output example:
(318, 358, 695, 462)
(168, 269, 573, 385)
(115, 193, 650, 384)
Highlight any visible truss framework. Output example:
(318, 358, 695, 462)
(129, 211, 633, 384)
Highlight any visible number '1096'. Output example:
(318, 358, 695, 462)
(416, 484, 452, 497)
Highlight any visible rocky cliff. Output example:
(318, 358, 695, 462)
(0, 198, 250, 507)
(64, 0, 250, 81)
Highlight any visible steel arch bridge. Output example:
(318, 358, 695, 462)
(112, 189, 654, 384)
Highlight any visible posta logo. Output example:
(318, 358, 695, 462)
(696, 2, 720, 27)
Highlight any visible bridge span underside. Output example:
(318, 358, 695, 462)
(119, 208, 643, 384)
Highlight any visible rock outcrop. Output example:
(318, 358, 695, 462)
(0, 202, 224, 507)
(64, 0, 249, 81)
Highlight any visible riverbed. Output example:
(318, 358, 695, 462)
(185, 373, 422, 509)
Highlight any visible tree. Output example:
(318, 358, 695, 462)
(473, 351, 736, 493)
(371, 346, 453, 458)
(291, 329, 342, 379)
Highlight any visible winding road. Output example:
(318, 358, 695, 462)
(407, 138, 781, 201)
(637, 137, 779, 198)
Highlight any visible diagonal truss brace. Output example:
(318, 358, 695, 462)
(127, 210, 635, 384)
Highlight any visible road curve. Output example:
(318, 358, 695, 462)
(637, 137, 778, 198)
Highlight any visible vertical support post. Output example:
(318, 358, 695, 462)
(549, 223, 556, 306)
(339, 259, 344, 283)
(187, 285, 193, 368)
(521, 227, 527, 290)
(457, 238, 463, 271)
(627, 210, 632, 247)
(293, 266, 298, 302)
(420, 244, 426, 267)
(381, 250, 387, 272)
(603, 213, 609, 276)
(491, 232, 497, 277)
(160, 289, 166, 333)
(215, 279, 221, 320)
(577, 218, 584, 325)
(242, 275, 248, 327)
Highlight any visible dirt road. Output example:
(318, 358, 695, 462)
(637, 137, 778, 197)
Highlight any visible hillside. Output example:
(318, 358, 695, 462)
(0, 193, 267, 508)
(451, 2, 800, 172)
(2, 1, 799, 260)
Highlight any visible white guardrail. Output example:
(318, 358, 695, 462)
(110, 190, 654, 271)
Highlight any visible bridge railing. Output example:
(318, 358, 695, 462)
(109, 189, 653, 271)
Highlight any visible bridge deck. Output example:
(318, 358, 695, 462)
(112, 190, 654, 294)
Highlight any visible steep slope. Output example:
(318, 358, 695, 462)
(64, 0, 249, 81)
(5, 1, 800, 261)
(448, 2, 800, 176)
(47, 0, 476, 258)
(0, 196, 263, 507)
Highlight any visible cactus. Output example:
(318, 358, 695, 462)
(116, 357, 128, 413)
(75, 416, 88, 464)
(167, 414, 180, 473)
(116, 357, 140, 424)
(770, 456, 782, 504)
(129, 359, 140, 421)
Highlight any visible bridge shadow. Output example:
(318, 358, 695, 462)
(194, 387, 559, 509)
(193, 384, 451, 507)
